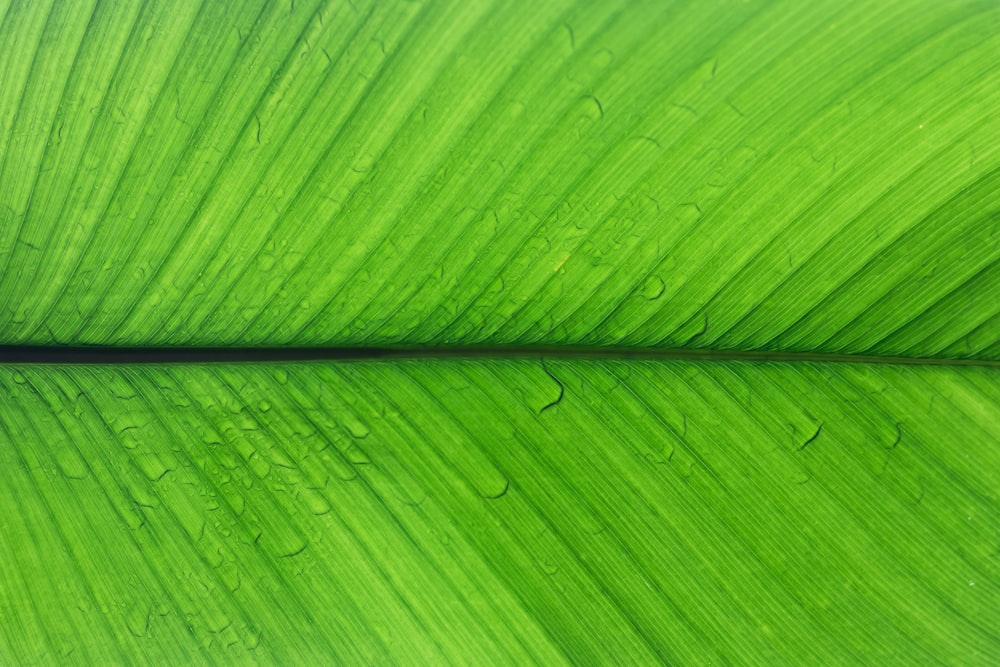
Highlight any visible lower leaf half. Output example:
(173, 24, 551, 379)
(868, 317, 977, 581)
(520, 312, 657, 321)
(1, 360, 997, 664)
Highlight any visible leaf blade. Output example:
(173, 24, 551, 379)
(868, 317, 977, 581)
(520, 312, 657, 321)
(0, 0, 997, 355)
(2, 360, 997, 663)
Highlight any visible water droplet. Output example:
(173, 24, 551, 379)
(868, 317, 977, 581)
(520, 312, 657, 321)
(273, 369, 289, 384)
(128, 482, 159, 509)
(641, 275, 665, 300)
(343, 416, 369, 439)
(591, 47, 614, 68)
(301, 487, 331, 515)
(344, 443, 370, 465)
(235, 412, 258, 431)
(312, 446, 356, 481)
(119, 429, 143, 450)
(12, 371, 27, 384)
(257, 400, 271, 412)
(124, 603, 151, 637)
(103, 373, 138, 400)
(248, 452, 271, 479)
(672, 201, 703, 225)
(280, 251, 303, 272)
(539, 559, 559, 576)
(267, 447, 296, 470)
(481, 476, 510, 500)
(56, 449, 88, 480)
(202, 541, 225, 569)
(119, 502, 145, 530)
(137, 453, 171, 482)
(217, 562, 241, 592)
(203, 606, 234, 635)
(240, 625, 262, 650)
(216, 448, 240, 470)
(257, 255, 276, 272)
(170, 392, 191, 408)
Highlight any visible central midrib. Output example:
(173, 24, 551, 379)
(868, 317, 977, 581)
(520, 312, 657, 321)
(1, 345, 998, 367)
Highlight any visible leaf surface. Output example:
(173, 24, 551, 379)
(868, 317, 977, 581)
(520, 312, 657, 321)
(0, 0, 997, 354)
(1, 0, 999, 664)
(2, 361, 999, 664)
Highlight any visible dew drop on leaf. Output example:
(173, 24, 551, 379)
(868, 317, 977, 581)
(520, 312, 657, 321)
(344, 442, 370, 465)
(343, 415, 369, 439)
(137, 452, 172, 482)
(301, 487, 331, 515)
(248, 452, 271, 479)
(257, 254, 276, 272)
(56, 448, 88, 480)
(240, 625, 262, 650)
(124, 603, 151, 638)
(641, 275, 665, 300)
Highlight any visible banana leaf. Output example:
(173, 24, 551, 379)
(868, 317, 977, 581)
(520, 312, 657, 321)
(1, 0, 998, 663)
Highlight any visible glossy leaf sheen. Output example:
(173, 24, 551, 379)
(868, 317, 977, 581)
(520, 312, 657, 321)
(0, 0, 998, 664)
(0, 0, 997, 354)
(2, 361, 999, 664)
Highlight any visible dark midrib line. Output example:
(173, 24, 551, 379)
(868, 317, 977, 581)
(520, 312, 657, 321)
(0, 345, 998, 367)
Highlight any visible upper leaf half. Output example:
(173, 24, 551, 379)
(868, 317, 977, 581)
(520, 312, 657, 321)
(1, 0, 998, 355)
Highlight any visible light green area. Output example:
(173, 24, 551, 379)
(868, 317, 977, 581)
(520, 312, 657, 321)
(0, 0, 997, 354)
(1, 361, 998, 664)
(1, 0, 999, 664)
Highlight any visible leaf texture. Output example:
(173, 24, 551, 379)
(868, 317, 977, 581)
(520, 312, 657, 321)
(1, 0, 1000, 663)
(1, 361, 998, 664)
(0, 0, 997, 354)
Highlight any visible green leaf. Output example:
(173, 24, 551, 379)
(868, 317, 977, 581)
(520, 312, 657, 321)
(2, 0, 998, 353)
(3, 361, 999, 663)
(1, 0, 998, 663)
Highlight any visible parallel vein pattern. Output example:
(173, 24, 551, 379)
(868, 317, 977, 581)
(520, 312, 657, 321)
(1, 361, 997, 664)
(0, 0, 998, 356)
